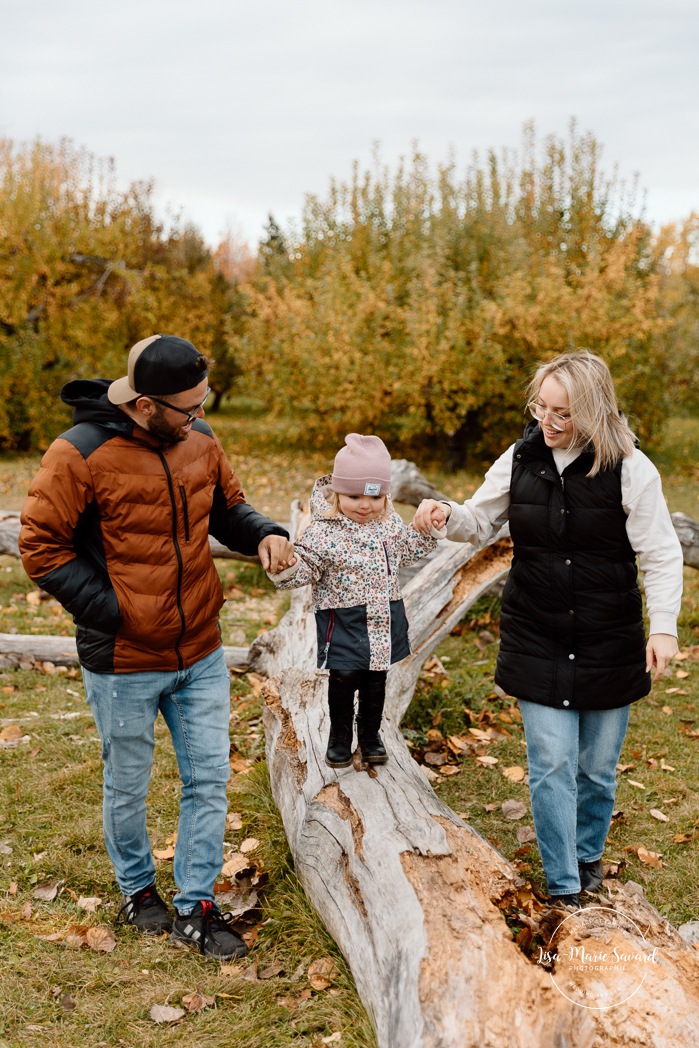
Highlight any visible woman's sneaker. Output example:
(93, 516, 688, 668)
(578, 858, 604, 893)
(117, 885, 172, 934)
(170, 901, 249, 959)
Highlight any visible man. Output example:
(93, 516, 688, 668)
(19, 334, 294, 960)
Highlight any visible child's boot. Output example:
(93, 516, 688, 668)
(326, 692, 354, 767)
(357, 675, 388, 765)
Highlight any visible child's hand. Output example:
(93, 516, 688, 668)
(413, 499, 451, 534)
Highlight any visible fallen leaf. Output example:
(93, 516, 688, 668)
(0, 841, 12, 855)
(0, 724, 22, 743)
(424, 751, 447, 766)
(308, 957, 339, 991)
(501, 799, 527, 820)
(503, 765, 526, 783)
(673, 832, 695, 844)
(64, 928, 88, 949)
(438, 764, 461, 776)
(9, 881, 18, 895)
(22, 901, 32, 920)
(226, 812, 244, 831)
(33, 880, 64, 902)
(627, 780, 646, 789)
(86, 926, 116, 952)
(623, 844, 663, 869)
(61, 994, 77, 1011)
(676, 669, 689, 679)
(475, 754, 498, 766)
(649, 809, 669, 822)
(153, 845, 175, 860)
(26, 590, 43, 606)
(660, 760, 676, 772)
(221, 852, 255, 878)
(322, 1035, 342, 1045)
(182, 990, 216, 1012)
(150, 1004, 186, 1024)
(259, 962, 285, 979)
(446, 735, 472, 754)
(516, 825, 537, 844)
(77, 896, 102, 913)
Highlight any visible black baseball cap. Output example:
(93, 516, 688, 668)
(108, 334, 209, 405)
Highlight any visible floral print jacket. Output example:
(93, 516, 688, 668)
(271, 474, 437, 671)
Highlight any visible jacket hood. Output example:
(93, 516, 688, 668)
(61, 378, 134, 431)
(309, 474, 396, 522)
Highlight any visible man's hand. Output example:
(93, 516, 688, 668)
(646, 633, 679, 682)
(258, 535, 297, 574)
(412, 498, 451, 534)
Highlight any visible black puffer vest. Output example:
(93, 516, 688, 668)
(494, 425, 650, 710)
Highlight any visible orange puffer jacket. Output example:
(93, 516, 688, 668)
(19, 379, 287, 673)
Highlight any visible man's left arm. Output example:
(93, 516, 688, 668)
(208, 445, 294, 572)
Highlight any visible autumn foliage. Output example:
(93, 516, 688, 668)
(1, 127, 697, 463)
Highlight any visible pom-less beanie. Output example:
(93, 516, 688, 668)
(331, 434, 392, 496)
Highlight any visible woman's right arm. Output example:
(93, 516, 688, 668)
(412, 444, 514, 547)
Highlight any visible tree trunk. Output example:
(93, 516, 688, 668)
(673, 512, 699, 570)
(255, 516, 699, 1047)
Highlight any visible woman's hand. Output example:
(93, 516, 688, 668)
(413, 498, 451, 534)
(646, 633, 679, 682)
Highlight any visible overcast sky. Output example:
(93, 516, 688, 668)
(2, 0, 697, 249)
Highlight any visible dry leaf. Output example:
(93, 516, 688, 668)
(673, 832, 694, 844)
(636, 845, 663, 868)
(154, 845, 175, 860)
(86, 926, 116, 952)
(676, 669, 689, 679)
(77, 896, 102, 913)
(424, 751, 447, 766)
(0, 841, 12, 855)
(660, 759, 676, 772)
(501, 799, 527, 820)
(9, 881, 18, 895)
(240, 838, 259, 854)
(627, 780, 646, 789)
(26, 590, 43, 606)
(182, 990, 216, 1012)
(516, 825, 537, 844)
(503, 765, 526, 783)
(438, 764, 461, 776)
(475, 754, 498, 766)
(662, 706, 674, 714)
(64, 930, 87, 949)
(649, 809, 669, 822)
(226, 812, 244, 830)
(22, 901, 32, 920)
(259, 962, 285, 979)
(221, 852, 255, 878)
(0, 724, 22, 743)
(33, 879, 64, 902)
(308, 957, 339, 991)
(150, 1004, 186, 1024)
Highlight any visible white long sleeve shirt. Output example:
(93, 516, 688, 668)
(445, 444, 684, 638)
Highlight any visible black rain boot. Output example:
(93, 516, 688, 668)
(326, 673, 357, 767)
(357, 671, 388, 765)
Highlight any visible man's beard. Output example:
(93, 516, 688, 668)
(148, 404, 189, 444)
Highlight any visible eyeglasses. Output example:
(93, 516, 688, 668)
(527, 400, 572, 433)
(143, 387, 211, 425)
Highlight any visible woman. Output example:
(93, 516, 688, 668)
(413, 350, 684, 907)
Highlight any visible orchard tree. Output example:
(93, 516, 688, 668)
(238, 124, 668, 467)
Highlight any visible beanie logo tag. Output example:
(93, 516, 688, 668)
(364, 482, 381, 496)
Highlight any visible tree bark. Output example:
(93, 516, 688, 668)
(0, 633, 249, 671)
(672, 511, 699, 570)
(255, 516, 699, 1047)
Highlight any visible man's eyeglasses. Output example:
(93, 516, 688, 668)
(143, 387, 211, 425)
(527, 401, 572, 433)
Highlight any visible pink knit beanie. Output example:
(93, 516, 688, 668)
(331, 434, 392, 496)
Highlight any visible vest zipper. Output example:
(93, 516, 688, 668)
(320, 609, 335, 669)
(383, 541, 393, 664)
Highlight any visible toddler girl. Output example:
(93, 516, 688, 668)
(268, 433, 441, 767)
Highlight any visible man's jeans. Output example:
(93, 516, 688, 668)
(83, 646, 231, 914)
(519, 700, 630, 896)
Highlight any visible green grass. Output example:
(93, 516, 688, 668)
(0, 403, 697, 1045)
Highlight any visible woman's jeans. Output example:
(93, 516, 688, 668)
(518, 700, 630, 896)
(83, 646, 231, 914)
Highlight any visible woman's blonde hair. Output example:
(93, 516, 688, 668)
(526, 350, 636, 475)
(325, 490, 390, 519)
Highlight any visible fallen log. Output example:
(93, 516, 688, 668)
(255, 518, 699, 1047)
(673, 511, 699, 570)
(0, 632, 249, 671)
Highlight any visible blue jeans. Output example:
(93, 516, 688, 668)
(518, 700, 630, 895)
(83, 646, 231, 914)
